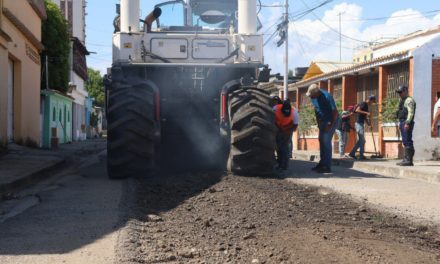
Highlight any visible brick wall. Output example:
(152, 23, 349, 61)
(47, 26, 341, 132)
(298, 138, 320, 151)
(432, 59, 440, 120)
(384, 142, 404, 159)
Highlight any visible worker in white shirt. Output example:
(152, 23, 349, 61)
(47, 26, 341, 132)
(432, 92, 440, 137)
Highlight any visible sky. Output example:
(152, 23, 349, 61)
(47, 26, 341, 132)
(86, 0, 440, 75)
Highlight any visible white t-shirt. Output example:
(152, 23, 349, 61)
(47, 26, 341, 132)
(434, 99, 440, 127)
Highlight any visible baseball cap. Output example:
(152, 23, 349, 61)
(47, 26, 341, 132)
(281, 100, 291, 117)
(368, 95, 376, 102)
(396, 85, 408, 93)
(306, 84, 320, 97)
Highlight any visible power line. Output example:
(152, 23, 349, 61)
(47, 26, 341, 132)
(291, 22, 312, 61)
(298, 0, 370, 43)
(290, 0, 334, 21)
(338, 9, 440, 22)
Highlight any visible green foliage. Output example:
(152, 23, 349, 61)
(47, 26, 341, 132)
(335, 99, 342, 112)
(298, 104, 316, 135)
(41, 0, 70, 92)
(381, 98, 399, 123)
(288, 69, 294, 78)
(86, 68, 104, 106)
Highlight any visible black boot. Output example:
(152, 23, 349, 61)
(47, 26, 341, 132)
(400, 147, 414, 166)
(396, 148, 408, 166)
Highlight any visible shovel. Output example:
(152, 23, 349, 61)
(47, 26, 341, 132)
(369, 123, 382, 158)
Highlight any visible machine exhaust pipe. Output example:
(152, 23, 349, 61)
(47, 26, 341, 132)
(120, 0, 140, 33)
(238, 0, 257, 34)
(143, 7, 162, 32)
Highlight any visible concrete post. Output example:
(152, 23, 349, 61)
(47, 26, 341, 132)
(328, 79, 334, 95)
(342, 75, 357, 152)
(378, 66, 388, 156)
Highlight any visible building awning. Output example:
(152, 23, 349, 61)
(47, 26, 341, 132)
(302, 61, 354, 80)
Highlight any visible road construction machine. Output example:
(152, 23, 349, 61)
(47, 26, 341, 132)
(105, 0, 276, 178)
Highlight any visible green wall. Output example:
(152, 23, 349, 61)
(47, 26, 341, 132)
(42, 90, 73, 148)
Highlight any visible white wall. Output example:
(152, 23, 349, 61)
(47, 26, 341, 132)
(411, 36, 440, 160)
(374, 33, 440, 59)
(72, 0, 86, 42)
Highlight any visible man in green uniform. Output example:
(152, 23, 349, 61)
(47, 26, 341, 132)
(396, 85, 416, 166)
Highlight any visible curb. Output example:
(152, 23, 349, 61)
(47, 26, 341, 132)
(293, 153, 440, 184)
(0, 158, 66, 198)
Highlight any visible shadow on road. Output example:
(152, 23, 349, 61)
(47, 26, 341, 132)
(284, 159, 394, 180)
(0, 155, 225, 256)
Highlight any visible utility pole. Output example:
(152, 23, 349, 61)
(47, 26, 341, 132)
(338, 12, 344, 62)
(45, 55, 49, 90)
(283, 0, 289, 100)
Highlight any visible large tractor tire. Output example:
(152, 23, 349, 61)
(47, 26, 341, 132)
(107, 82, 156, 179)
(227, 87, 277, 176)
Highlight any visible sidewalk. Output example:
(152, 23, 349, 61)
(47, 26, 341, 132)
(293, 151, 440, 184)
(0, 139, 106, 197)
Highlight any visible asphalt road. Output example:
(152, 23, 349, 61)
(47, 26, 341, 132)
(0, 150, 124, 264)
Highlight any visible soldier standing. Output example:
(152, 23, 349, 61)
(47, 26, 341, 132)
(396, 85, 416, 166)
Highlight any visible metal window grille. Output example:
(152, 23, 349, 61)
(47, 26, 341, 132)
(356, 74, 379, 132)
(387, 61, 409, 99)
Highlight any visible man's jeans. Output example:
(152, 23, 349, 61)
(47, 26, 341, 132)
(350, 122, 365, 157)
(399, 121, 414, 148)
(276, 131, 293, 169)
(318, 119, 338, 168)
(335, 129, 347, 155)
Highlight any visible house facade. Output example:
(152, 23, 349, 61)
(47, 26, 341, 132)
(41, 89, 73, 148)
(287, 26, 440, 160)
(51, 0, 89, 141)
(0, 0, 46, 146)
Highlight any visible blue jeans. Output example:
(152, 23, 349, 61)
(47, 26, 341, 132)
(335, 129, 347, 155)
(350, 122, 365, 157)
(399, 121, 414, 148)
(276, 131, 293, 169)
(318, 119, 338, 168)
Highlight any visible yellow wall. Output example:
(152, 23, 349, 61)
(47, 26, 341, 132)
(0, 0, 42, 145)
(3, 0, 42, 38)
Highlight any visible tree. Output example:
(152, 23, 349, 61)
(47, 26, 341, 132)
(41, 0, 70, 92)
(86, 68, 104, 107)
(288, 69, 294, 78)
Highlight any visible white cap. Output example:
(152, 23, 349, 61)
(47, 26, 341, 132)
(306, 84, 320, 97)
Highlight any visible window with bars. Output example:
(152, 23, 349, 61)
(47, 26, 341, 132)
(387, 61, 409, 99)
(332, 78, 343, 102)
(356, 74, 379, 132)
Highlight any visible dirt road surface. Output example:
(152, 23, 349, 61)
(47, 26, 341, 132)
(1, 145, 439, 264)
(117, 171, 440, 264)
